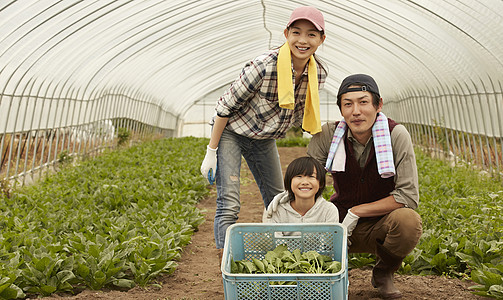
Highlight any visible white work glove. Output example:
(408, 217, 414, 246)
(342, 209, 360, 246)
(264, 191, 289, 219)
(200, 145, 217, 185)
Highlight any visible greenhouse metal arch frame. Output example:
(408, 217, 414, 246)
(1, 0, 502, 186)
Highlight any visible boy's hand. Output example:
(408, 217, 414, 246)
(264, 191, 289, 218)
(200, 145, 217, 184)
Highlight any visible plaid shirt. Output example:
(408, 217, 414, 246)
(214, 48, 328, 139)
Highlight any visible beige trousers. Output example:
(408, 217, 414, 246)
(349, 207, 423, 258)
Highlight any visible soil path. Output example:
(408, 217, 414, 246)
(46, 147, 485, 300)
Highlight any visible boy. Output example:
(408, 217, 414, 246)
(263, 156, 338, 224)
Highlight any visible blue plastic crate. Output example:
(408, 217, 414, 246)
(221, 223, 348, 300)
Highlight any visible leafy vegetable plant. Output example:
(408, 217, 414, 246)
(341, 148, 503, 298)
(0, 137, 208, 298)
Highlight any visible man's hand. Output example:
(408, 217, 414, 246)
(342, 209, 360, 245)
(200, 145, 217, 184)
(264, 191, 289, 219)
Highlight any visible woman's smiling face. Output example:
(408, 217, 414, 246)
(284, 19, 325, 64)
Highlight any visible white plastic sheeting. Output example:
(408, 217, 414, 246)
(1, 0, 501, 132)
(1, 0, 502, 181)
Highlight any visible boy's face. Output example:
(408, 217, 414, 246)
(290, 167, 319, 201)
(284, 19, 325, 64)
(340, 87, 383, 145)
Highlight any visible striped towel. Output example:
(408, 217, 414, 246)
(325, 112, 395, 178)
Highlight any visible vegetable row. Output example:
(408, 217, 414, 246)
(0, 137, 209, 299)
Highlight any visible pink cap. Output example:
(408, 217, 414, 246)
(287, 6, 325, 32)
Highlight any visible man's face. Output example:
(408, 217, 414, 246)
(340, 88, 382, 144)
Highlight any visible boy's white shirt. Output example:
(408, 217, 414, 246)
(262, 195, 339, 224)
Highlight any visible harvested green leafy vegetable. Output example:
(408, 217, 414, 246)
(231, 244, 342, 274)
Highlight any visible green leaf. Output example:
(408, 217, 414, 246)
(266, 263, 276, 273)
(35, 256, 52, 273)
(113, 279, 135, 288)
(242, 261, 257, 274)
(252, 258, 265, 273)
(281, 250, 295, 263)
(455, 252, 478, 266)
(292, 249, 302, 262)
(430, 252, 447, 269)
(273, 244, 288, 255)
(482, 271, 503, 286)
(76, 263, 90, 278)
(23, 264, 45, 283)
(56, 270, 75, 284)
(0, 277, 14, 293)
(285, 261, 302, 270)
(40, 284, 57, 295)
(88, 244, 100, 258)
(0, 284, 24, 300)
(488, 284, 503, 298)
(230, 259, 238, 273)
(93, 270, 106, 289)
(325, 261, 342, 273)
(105, 266, 123, 278)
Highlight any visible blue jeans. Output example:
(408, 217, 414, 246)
(214, 129, 284, 249)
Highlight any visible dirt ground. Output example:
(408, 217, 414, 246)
(44, 147, 486, 300)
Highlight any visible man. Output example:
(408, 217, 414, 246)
(307, 74, 422, 299)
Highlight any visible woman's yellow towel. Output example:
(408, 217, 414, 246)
(277, 43, 321, 134)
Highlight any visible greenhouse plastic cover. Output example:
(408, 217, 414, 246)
(0, 0, 502, 137)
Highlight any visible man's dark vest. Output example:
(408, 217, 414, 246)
(330, 118, 398, 222)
